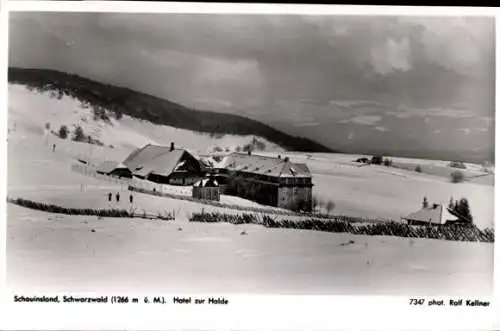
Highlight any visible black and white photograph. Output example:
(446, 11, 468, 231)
(5, 10, 495, 299)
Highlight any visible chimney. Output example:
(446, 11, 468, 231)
(170, 142, 175, 151)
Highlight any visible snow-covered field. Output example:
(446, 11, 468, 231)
(7, 204, 493, 295)
(6, 83, 495, 295)
(254, 151, 494, 229)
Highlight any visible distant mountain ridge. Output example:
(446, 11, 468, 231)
(8, 67, 335, 153)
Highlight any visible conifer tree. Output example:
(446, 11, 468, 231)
(423, 196, 429, 208)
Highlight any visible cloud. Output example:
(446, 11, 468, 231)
(292, 122, 322, 127)
(190, 98, 234, 109)
(386, 107, 477, 119)
(457, 128, 472, 134)
(370, 37, 411, 74)
(8, 12, 494, 156)
(9, 13, 494, 111)
(349, 115, 382, 125)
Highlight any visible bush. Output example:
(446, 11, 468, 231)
(73, 125, 85, 142)
(415, 165, 422, 173)
(318, 199, 325, 213)
(383, 158, 393, 167)
(114, 110, 123, 120)
(449, 161, 466, 169)
(422, 196, 429, 208)
(291, 197, 311, 212)
(450, 170, 465, 183)
(450, 197, 473, 224)
(208, 132, 225, 139)
(251, 137, 267, 151)
(370, 155, 384, 165)
(58, 125, 68, 139)
(325, 200, 335, 214)
(355, 157, 369, 164)
(242, 144, 252, 152)
(312, 196, 319, 212)
(92, 106, 111, 123)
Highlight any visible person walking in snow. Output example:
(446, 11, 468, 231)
(116, 192, 120, 203)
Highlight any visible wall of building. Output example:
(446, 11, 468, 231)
(148, 172, 202, 186)
(223, 173, 279, 207)
(109, 168, 133, 178)
(168, 172, 201, 186)
(278, 185, 313, 212)
(193, 186, 220, 201)
(222, 170, 313, 211)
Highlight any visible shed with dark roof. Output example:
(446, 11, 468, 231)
(401, 204, 459, 226)
(96, 161, 132, 178)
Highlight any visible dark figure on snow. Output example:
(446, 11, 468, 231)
(129, 194, 133, 204)
(116, 192, 120, 203)
(108, 192, 112, 202)
(52, 144, 56, 152)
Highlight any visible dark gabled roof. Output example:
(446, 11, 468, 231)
(402, 204, 459, 225)
(96, 160, 123, 174)
(402, 204, 443, 224)
(123, 144, 194, 178)
(221, 153, 311, 178)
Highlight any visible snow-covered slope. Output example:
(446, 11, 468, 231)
(7, 83, 285, 156)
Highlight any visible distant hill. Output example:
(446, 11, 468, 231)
(8, 67, 335, 153)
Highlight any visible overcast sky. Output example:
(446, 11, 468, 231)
(8, 13, 495, 157)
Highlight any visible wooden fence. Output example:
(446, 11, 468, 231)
(8, 197, 175, 221)
(189, 212, 494, 243)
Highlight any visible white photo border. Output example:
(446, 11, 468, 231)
(0, 3, 498, 330)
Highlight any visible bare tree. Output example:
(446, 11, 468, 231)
(318, 199, 326, 213)
(325, 200, 335, 214)
(312, 196, 319, 212)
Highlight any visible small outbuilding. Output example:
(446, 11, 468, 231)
(192, 177, 220, 201)
(401, 204, 459, 226)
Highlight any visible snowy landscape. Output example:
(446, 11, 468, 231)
(6, 82, 495, 295)
(6, 13, 496, 299)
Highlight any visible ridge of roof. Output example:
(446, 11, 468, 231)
(122, 144, 194, 178)
(224, 152, 311, 177)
